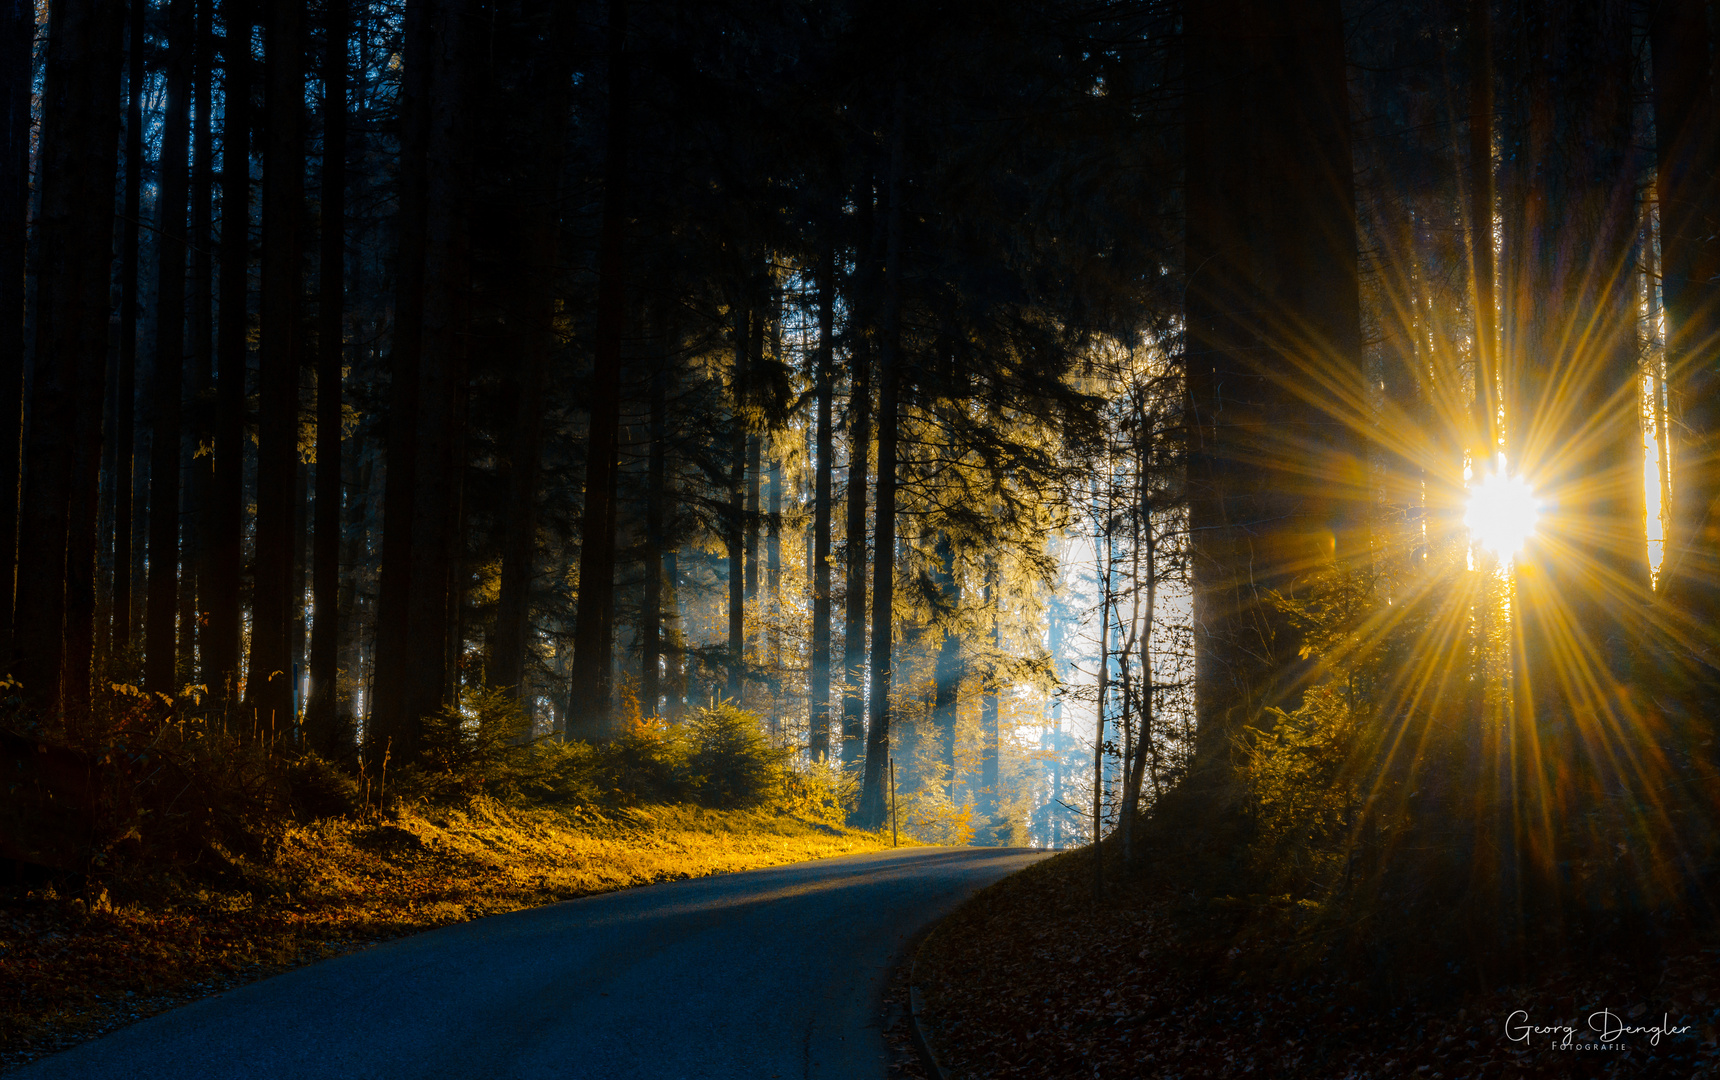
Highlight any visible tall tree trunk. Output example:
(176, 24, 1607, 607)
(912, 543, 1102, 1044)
(766, 450, 781, 708)
(1469, 0, 1496, 459)
(745, 435, 761, 605)
(978, 557, 1000, 834)
(0, 0, 31, 663)
(840, 194, 875, 772)
(368, 0, 430, 758)
(809, 239, 835, 762)
(293, 446, 311, 714)
(858, 97, 905, 829)
(931, 533, 960, 798)
(122, 0, 150, 663)
(767, 454, 781, 596)
(12, 0, 125, 713)
(206, 0, 249, 702)
(1092, 509, 1111, 898)
(183, 0, 214, 685)
(248, 0, 305, 729)
(725, 307, 749, 704)
(1119, 447, 1157, 860)
(1466, 0, 1496, 732)
(1182, 0, 1366, 789)
(401, 0, 474, 739)
(336, 449, 370, 723)
(110, 0, 147, 667)
(641, 342, 666, 718)
(144, 0, 192, 694)
(490, 0, 572, 712)
(305, 0, 348, 756)
(663, 547, 685, 718)
(1651, 0, 1720, 623)
(291, 447, 309, 716)
(567, 0, 629, 740)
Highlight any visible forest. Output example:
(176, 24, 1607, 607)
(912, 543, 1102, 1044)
(3, 0, 1720, 1071)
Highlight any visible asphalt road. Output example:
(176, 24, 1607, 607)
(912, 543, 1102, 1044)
(15, 846, 1047, 1080)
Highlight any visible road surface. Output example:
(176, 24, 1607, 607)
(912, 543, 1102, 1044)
(14, 846, 1046, 1080)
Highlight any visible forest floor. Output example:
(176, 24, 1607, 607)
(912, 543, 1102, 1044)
(0, 797, 898, 1074)
(913, 847, 1720, 1079)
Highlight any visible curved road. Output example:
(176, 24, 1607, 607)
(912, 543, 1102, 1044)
(16, 847, 1045, 1080)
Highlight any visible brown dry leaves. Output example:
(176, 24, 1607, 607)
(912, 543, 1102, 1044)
(916, 850, 1720, 1079)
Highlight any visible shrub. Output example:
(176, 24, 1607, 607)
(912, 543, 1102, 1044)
(404, 686, 536, 802)
(284, 753, 362, 821)
(683, 702, 789, 809)
(900, 789, 976, 846)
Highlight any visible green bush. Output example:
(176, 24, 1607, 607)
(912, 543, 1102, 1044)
(683, 702, 790, 809)
(404, 686, 536, 802)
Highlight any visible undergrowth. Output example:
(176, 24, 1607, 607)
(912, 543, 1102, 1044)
(1138, 553, 1720, 991)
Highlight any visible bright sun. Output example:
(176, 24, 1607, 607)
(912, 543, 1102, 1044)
(1464, 466, 1540, 557)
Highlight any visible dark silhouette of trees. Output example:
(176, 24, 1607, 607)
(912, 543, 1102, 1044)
(1183, 0, 1365, 784)
(13, 0, 125, 715)
(5, 1, 1715, 962)
(249, 0, 306, 731)
(568, 0, 631, 739)
(0, 0, 30, 662)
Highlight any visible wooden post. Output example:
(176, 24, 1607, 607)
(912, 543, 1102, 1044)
(889, 755, 898, 847)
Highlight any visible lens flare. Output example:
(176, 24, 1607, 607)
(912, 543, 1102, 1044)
(1464, 467, 1540, 557)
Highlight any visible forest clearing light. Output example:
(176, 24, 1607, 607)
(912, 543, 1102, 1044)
(1465, 465, 1539, 557)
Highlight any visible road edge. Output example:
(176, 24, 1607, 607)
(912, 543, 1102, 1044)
(906, 958, 952, 1080)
